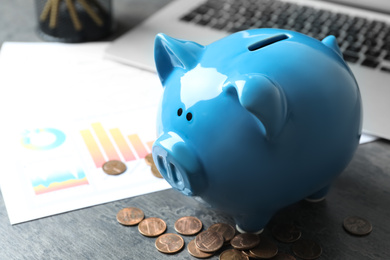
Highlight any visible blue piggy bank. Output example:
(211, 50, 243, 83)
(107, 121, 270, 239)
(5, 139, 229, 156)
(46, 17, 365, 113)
(152, 28, 362, 233)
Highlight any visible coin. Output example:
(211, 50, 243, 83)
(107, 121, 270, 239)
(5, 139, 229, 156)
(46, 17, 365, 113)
(145, 153, 154, 166)
(102, 160, 127, 175)
(343, 216, 372, 236)
(292, 239, 322, 260)
(151, 164, 163, 178)
(272, 223, 302, 243)
(174, 216, 203, 236)
(187, 239, 214, 258)
(155, 233, 184, 254)
(249, 237, 278, 259)
(116, 207, 144, 226)
(272, 252, 297, 260)
(208, 223, 236, 243)
(195, 230, 224, 253)
(242, 250, 257, 258)
(138, 217, 167, 237)
(230, 233, 260, 250)
(219, 249, 249, 260)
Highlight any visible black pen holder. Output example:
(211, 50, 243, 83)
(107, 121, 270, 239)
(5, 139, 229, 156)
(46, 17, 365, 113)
(35, 0, 113, 42)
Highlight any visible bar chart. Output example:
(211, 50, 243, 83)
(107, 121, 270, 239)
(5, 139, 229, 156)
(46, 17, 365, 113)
(80, 122, 154, 168)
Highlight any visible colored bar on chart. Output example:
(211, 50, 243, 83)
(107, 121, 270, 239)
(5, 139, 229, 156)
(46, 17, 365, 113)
(146, 140, 154, 151)
(109, 128, 136, 162)
(80, 129, 106, 168)
(128, 134, 148, 159)
(91, 122, 121, 161)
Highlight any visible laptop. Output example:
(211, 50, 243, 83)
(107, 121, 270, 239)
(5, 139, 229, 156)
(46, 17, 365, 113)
(105, 0, 390, 140)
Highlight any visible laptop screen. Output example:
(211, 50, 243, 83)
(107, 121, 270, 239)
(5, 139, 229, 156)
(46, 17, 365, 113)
(326, 0, 390, 14)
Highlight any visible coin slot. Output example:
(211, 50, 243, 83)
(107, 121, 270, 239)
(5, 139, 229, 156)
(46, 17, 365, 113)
(248, 34, 289, 51)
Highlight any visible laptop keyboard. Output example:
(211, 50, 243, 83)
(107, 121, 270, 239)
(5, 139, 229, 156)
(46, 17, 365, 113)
(180, 0, 390, 72)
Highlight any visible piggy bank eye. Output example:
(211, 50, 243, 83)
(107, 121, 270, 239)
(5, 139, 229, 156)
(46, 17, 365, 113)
(177, 108, 183, 116)
(186, 112, 193, 121)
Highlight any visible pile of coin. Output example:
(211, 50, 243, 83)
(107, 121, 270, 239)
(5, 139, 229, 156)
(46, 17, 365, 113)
(145, 153, 163, 178)
(115, 208, 371, 259)
(115, 206, 296, 259)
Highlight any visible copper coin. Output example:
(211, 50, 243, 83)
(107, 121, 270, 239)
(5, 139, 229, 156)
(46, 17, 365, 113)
(187, 239, 214, 258)
(155, 233, 184, 254)
(102, 160, 127, 175)
(145, 153, 154, 166)
(138, 217, 167, 237)
(219, 249, 249, 260)
(292, 239, 322, 260)
(230, 233, 260, 250)
(208, 223, 236, 243)
(195, 230, 224, 253)
(174, 216, 203, 235)
(272, 223, 302, 243)
(272, 252, 297, 260)
(343, 216, 372, 236)
(249, 237, 278, 259)
(116, 207, 144, 226)
(242, 250, 257, 258)
(151, 164, 163, 178)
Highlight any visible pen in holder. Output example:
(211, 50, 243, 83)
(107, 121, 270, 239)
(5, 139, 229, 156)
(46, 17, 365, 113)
(35, 0, 113, 42)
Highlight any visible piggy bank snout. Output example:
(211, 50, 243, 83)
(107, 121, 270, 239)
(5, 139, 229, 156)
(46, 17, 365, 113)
(152, 132, 206, 196)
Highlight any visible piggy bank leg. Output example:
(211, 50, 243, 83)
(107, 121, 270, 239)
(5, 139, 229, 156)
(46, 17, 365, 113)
(305, 185, 331, 202)
(234, 213, 272, 234)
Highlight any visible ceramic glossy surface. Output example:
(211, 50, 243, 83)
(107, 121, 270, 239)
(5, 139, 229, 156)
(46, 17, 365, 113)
(152, 28, 362, 233)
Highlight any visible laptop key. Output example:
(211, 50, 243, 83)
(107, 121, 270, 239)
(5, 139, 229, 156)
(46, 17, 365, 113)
(343, 51, 359, 63)
(380, 66, 390, 73)
(361, 58, 380, 68)
(384, 53, 390, 61)
(365, 49, 382, 58)
(346, 45, 362, 53)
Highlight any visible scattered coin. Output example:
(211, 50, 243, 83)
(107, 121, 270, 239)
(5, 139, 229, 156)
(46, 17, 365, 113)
(116, 207, 144, 226)
(272, 252, 297, 260)
(208, 223, 236, 243)
(292, 239, 322, 260)
(102, 160, 127, 175)
(138, 217, 167, 237)
(230, 233, 260, 250)
(187, 239, 214, 259)
(249, 237, 278, 259)
(343, 216, 372, 236)
(145, 153, 154, 166)
(151, 164, 163, 178)
(195, 230, 224, 253)
(174, 216, 203, 236)
(272, 223, 302, 243)
(155, 233, 184, 254)
(219, 249, 249, 260)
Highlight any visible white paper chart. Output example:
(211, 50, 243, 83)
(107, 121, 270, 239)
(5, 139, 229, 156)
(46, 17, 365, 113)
(0, 42, 170, 224)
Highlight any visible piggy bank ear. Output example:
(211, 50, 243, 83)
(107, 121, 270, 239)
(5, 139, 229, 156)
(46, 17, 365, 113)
(154, 33, 204, 84)
(322, 35, 342, 57)
(224, 74, 288, 139)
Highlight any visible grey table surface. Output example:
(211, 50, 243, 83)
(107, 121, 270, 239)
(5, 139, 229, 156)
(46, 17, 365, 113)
(1, 0, 390, 259)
